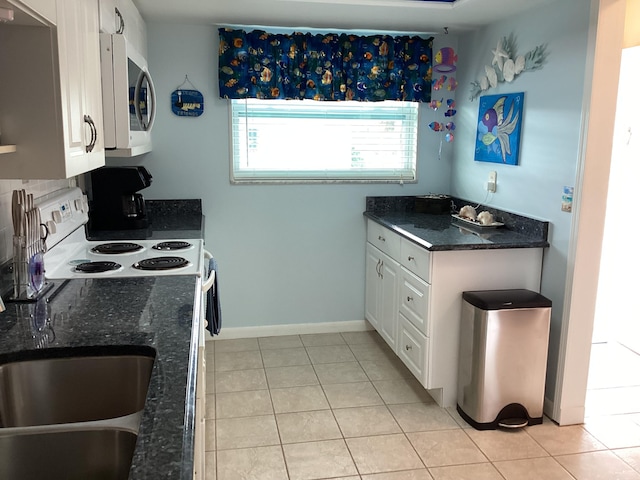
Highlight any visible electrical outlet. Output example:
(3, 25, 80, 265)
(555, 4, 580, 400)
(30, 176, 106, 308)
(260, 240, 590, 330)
(487, 171, 497, 193)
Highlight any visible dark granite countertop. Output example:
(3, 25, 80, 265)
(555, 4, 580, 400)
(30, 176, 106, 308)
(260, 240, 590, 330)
(0, 276, 199, 480)
(365, 196, 549, 251)
(86, 199, 205, 241)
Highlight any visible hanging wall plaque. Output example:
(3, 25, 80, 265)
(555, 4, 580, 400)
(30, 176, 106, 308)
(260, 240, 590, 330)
(171, 75, 204, 117)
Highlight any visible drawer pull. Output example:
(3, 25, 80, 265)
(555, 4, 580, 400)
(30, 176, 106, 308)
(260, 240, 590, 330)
(407, 296, 413, 302)
(378, 235, 386, 242)
(408, 255, 415, 261)
(405, 345, 413, 351)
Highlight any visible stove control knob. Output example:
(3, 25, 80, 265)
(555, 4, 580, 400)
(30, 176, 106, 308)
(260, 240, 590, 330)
(74, 199, 83, 211)
(52, 210, 62, 223)
(46, 220, 57, 234)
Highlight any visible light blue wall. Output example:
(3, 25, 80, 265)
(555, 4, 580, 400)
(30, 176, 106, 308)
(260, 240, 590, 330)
(451, 0, 592, 401)
(123, 25, 454, 328)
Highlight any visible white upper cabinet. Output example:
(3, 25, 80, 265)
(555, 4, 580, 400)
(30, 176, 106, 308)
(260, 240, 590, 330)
(0, 0, 105, 179)
(99, 0, 147, 57)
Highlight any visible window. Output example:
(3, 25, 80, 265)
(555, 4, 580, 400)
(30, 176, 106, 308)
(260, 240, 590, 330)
(230, 99, 419, 183)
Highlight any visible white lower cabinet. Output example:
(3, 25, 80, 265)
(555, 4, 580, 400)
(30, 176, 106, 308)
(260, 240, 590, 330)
(365, 219, 544, 407)
(365, 243, 399, 351)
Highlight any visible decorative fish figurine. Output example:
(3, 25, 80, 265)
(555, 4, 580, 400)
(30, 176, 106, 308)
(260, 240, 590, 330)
(429, 122, 444, 132)
(479, 96, 520, 163)
(446, 122, 456, 131)
(447, 99, 456, 109)
(447, 77, 458, 91)
(434, 47, 458, 73)
(433, 76, 447, 91)
(444, 109, 457, 117)
(429, 98, 443, 110)
(445, 133, 454, 143)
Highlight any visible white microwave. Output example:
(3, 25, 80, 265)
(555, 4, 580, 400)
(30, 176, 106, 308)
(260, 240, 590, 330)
(100, 33, 156, 157)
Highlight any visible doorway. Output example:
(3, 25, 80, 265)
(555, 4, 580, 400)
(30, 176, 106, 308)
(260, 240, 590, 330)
(588, 44, 640, 418)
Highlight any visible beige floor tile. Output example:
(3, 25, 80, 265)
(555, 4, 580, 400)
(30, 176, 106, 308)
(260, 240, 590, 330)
(407, 429, 487, 467)
(214, 350, 263, 372)
(283, 439, 358, 480)
(615, 446, 640, 472)
(465, 428, 548, 462)
(333, 405, 401, 437)
(323, 382, 384, 408)
(583, 415, 640, 449)
(205, 450, 216, 480)
(494, 457, 575, 480)
(307, 345, 357, 364)
(526, 421, 606, 455)
(270, 385, 330, 413)
(265, 364, 319, 389)
(313, 362, 369, 385)
(206, 393, 215, 419)
(555, 450, 640, 480)
(214, 338, 259, 353)
(205, 419, 215, 451)
(215, 368, 268, 393)
(346, 434, 424, 474)
(259, 335, 303, 350)
(388, 403, 459, 432)
(359, 356, 414, 381)
(215, 390, 273, 418)
(300, 333, 346, 346)
(205, 368, 215, 394)
(361, 470, 432, 480)
(276, 410, 342, 444)
(341, 331, 384, 345)
(216, 415, 280, 450)
(349, 342, 395, 362)
(429, 463, 502, 480)
(262, 347, 310, 367)
(445, 406, 474, 429)
(373, 378, 433, 405)
(217, 445, 288, 480)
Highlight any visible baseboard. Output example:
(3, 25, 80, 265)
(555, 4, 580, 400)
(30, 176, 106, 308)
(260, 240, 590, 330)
(544, 396, 556, 421)
(206, 320, 372, 341)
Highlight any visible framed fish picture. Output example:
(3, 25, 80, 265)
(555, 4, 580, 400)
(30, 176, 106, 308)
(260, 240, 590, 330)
(475, 92, 524, 165)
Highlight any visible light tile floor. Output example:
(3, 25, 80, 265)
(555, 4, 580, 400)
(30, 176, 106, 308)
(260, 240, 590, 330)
(204, 331, 640, 480)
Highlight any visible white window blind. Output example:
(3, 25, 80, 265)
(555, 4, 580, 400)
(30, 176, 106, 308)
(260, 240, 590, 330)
(230, 99, 419, 183)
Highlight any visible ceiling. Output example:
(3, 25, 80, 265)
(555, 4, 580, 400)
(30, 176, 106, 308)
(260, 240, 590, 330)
(132, 0, 560, 34)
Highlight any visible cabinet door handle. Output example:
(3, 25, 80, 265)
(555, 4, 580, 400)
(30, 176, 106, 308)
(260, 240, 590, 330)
(405, 345, 413, 351)
(115, 7, 125, 34)
(375, 259, 381, 278)
(379, 260, 384, 280)
(84, 115, 97, 153)
(407, 256, 415, 261)
(378, 235, 385, 242)
(407, 296, 413, 302)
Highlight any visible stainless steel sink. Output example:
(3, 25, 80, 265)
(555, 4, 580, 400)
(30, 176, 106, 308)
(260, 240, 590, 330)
(0, 345, 155, 427)
(0, 428, 138, 480)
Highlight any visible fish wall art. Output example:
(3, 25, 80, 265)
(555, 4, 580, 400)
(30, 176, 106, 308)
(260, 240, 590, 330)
(475, 92, 524, 165)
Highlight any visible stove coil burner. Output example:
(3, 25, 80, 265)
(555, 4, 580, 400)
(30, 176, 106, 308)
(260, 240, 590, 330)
(74, 261, 122, 273)
(152, 241, 192, 251)
(132, 256, 190, 271)
(91, 242, 144, 254)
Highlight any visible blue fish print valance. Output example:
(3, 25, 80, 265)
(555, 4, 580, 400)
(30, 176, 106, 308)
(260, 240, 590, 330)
(218, 28, 433, 102)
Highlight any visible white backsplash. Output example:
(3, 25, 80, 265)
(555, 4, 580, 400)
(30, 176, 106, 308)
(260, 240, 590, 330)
(0, 178, 76, 264)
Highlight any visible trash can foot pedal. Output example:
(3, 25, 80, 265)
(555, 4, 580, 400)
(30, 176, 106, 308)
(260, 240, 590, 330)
(498, 418, 528, 429)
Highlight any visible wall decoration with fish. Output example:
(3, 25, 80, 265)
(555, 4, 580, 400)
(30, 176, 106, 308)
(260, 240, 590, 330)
(475, 92, 524, 165)
(428, 45, 458, 160)
(171, 75, 205, 117)
(469, 34, 548, 101)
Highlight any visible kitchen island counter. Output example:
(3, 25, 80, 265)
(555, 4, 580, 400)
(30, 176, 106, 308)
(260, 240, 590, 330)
(0, 274, 200, 480)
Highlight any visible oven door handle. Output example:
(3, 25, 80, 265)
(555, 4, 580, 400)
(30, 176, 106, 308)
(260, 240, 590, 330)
(202, 249, 216, 293)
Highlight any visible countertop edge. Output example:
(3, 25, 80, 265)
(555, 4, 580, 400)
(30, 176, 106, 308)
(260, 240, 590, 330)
(364, 212, 550, 251)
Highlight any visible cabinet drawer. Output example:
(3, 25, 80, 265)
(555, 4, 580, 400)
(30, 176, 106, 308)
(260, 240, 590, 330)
(367, 220, 401, 259)
(399, 267, 430, 335)
(400, 238, 431, 281)
(397, 313, 429, 387)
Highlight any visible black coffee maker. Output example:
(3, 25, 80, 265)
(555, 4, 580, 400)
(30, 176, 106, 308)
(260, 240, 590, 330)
(88, 166, 153, 230)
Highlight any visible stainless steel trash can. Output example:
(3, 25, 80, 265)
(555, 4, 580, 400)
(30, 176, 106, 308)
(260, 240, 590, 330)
(457, 289, 551, 430)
